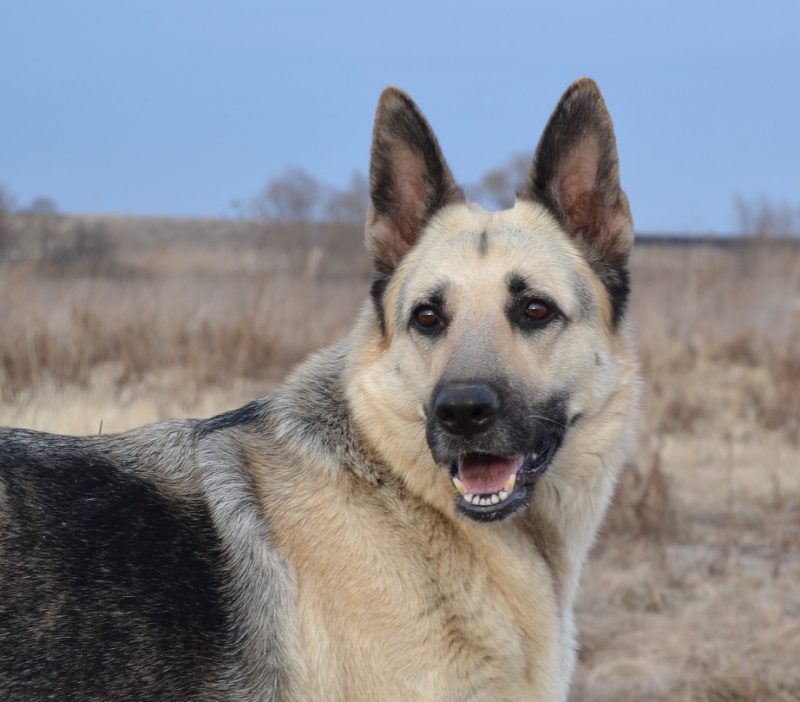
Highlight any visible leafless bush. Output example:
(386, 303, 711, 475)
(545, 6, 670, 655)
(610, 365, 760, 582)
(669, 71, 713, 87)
(43, 221, 117, 275)
(22, 196, 59, 217)
(603, 444, 680, 547)
(685, 673, 798, 702)
(465, 152, 532, 210)
(251, 167, 326, 222)
(14, 197, 61, 259)
(0, 186, 14, 258)
(326, 171, 369, 224)
(749, 353, 800, 443)
(736, 196, 800, 237)
(247, 168, 370, 226)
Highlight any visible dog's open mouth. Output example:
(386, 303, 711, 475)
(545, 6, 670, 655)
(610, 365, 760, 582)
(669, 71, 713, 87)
(449, 435, 559, 522)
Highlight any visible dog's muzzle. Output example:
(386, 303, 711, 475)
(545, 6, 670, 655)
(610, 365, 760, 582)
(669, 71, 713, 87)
(427, 382, 565, 522)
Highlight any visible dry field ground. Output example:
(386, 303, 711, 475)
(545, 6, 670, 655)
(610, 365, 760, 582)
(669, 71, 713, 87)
(1, 214, 799, 700)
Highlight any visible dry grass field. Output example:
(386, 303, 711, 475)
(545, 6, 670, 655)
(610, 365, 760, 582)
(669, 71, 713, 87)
(1, 214, 799, 701)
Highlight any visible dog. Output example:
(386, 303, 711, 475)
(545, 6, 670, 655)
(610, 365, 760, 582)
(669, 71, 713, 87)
(0, 78, 639, 701)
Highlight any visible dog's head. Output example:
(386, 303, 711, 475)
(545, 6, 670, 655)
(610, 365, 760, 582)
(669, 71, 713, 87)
(358, 79, 634, 523)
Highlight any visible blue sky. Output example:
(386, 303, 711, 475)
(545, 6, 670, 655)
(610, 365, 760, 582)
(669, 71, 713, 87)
(1, 0, 798, 233)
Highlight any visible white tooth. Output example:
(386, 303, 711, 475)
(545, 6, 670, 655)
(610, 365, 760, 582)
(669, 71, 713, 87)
(499, 490, 509, 501)
(481, 498, 490, 506)
(504, 474, 517, 493)
(464, 492, 474, 503)
(491, 494, 500, 504)
(452, 477, 467, 496)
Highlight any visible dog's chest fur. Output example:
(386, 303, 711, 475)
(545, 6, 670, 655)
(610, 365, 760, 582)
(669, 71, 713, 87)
(243, 394, 563, 700)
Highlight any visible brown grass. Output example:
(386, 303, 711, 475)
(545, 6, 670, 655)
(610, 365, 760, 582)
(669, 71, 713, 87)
(0, 215, 370, 404)
(1, 215, 799, 700)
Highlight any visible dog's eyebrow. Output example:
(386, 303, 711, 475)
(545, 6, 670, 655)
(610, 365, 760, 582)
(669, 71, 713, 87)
(507, 273, 530, 296)
(506, 272, 571, 321)
(506, 272, 551, 302)
(397, 281, 449, 324)
(420, 282, 449, 308)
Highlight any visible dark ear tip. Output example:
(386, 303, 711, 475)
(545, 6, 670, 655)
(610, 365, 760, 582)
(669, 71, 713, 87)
(569, 76, 602, 93)
(376, 86, 416, 115)
(561, 77, 608, 112)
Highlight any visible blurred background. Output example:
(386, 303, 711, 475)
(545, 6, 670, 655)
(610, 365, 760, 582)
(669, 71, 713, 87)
(1, 2, 799, 700)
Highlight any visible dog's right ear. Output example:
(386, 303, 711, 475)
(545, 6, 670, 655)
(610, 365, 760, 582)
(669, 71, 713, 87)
(366, 88, 464, 276)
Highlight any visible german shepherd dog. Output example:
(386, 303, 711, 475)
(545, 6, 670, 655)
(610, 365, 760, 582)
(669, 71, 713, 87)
(0, 78, 639, 701)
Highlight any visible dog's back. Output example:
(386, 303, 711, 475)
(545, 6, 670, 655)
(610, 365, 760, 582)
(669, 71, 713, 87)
(0, 397, 308, 702)
(0, 424, 234, 700)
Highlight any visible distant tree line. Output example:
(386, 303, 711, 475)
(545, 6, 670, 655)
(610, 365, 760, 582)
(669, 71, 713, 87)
(3, 170, 799, 242)
(236, 153, 536, 225)
(240, 159, 800, 237)
(232, 169, 370, 225)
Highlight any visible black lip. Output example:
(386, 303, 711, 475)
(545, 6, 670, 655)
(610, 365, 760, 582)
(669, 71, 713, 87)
(451, 434, 561, 523)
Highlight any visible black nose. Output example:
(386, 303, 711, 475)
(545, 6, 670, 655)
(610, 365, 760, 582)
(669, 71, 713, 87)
(434, 385, 499, 438)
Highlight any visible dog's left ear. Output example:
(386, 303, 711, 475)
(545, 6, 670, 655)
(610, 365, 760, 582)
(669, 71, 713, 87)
(366, 88, 464, 275)
(520, 78, 633, 323)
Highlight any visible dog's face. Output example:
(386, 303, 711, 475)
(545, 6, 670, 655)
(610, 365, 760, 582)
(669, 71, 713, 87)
(382, 204, 613, 522)
(362, 79, 633, 522)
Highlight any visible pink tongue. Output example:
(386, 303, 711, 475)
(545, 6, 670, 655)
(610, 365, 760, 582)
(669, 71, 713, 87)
(458, 455, 523, 495)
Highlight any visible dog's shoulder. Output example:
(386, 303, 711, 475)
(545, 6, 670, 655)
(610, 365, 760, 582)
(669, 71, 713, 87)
(0, 405, 300, 700)
(265, 339, 369, 469)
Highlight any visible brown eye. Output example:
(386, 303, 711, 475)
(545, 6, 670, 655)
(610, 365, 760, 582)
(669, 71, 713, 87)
(524, 300, 552, 321)
(414, 307, 440, 328)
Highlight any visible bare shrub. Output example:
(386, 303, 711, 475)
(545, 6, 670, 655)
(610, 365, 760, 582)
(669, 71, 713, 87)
(41, 221, 118, 276)
(736, 195, 800, 237)
(466, 152, 532, 210)
(767, 355, 800, 443)
(23, 196, 58, 217)
(14, 198, 61, 259)
(686, 673, 796, 702)
(0, 186, 12, 258)
(739, 353, 800, 443)
(658, 392, 712, 435)
(711, 334, 762, 367)
(245, 168, 370, 229)
(327, 171, 369, 225)
(603, 444, 680, 545)
(251, 167, 326, 222)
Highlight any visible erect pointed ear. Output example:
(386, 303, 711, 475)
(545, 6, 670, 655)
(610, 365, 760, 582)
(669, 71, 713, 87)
(520, 78, 633, 323)
(366, 88, 464, 275)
